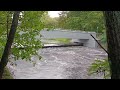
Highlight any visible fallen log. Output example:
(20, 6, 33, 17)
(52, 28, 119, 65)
(42, 43, 83, 48)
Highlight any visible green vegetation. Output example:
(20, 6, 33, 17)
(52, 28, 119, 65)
(88, 58, 110, 79)
(41, 12, 58, 29)
(0, 11, 45, 61)
(41, 11, 105, 34)
(0, 11, 46, 78)
(2, 67, 13, 79)
(54, 38, 70, 44)
(50, 38, 71, 44)
(47, 11, 105, 33)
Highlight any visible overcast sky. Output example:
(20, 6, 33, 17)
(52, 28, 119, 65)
(48, 11, 61, 18)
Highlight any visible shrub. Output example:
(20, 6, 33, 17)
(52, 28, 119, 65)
(88, 58, 110, 79)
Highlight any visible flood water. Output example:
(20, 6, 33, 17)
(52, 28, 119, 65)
(7, 46, 107, 79)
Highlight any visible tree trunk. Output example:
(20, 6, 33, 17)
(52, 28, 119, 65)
(0, 11, 20, 79)
(104, 11, 120, 79)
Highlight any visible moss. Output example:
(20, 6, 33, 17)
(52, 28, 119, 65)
(2, 67, 14, 79)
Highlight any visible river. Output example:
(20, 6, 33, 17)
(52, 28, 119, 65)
(7, 46, 107, 79)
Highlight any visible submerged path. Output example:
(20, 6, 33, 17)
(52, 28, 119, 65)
(7, 46, 107, 79)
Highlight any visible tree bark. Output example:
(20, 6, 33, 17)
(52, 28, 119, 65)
(103, 11, 120, 79)
(0, 11, 20, 79)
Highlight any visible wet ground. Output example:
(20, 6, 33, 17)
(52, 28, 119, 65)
(7, 46, 107, 79)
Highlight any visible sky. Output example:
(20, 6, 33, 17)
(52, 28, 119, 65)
(48, 11, 61, 18)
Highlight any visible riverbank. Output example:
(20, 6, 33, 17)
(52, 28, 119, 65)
(2, 67, 13, 79)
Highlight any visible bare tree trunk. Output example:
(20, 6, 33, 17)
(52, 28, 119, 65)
(0, 11, 20, 79)
(104, 11, 120, 79)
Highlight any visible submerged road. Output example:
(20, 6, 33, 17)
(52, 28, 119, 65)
(7, 46, 107, 79)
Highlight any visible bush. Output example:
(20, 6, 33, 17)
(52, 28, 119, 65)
(88, 58, 110, 79)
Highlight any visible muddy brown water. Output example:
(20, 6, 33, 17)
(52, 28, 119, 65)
(7, 46, 107, 79)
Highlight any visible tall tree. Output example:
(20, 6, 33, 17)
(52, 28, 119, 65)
(0, 11, 45, 79)
(41, 12, 58, 29)
(58, 11, 105, 33)
(0, 11, 20, 79)
(104, 11, 120, 79)
(58, 11, 68, 29)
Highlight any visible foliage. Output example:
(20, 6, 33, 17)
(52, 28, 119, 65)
(0, 11, 13, 59)
(57, 11, 105, 33)
(58, 11, 68, 29)
(0, 11, 46, 61)
(41, 12, 59, 30)
(88, 58, 110, 79)
(37, 11, 105, 33)
(12, 11, 45, 60)
(100, 31, 107, 43)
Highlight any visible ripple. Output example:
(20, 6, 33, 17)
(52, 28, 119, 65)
(8, 46, 107, 79)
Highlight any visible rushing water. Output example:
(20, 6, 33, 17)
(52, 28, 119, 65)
(7, 46, 107, 79)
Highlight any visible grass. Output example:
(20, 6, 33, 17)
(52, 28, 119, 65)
(50, 38, 71, 44)
(2, 67, 13, 79)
